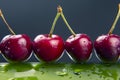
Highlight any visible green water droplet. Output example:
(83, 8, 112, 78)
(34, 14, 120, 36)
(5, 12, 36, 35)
(87, 74, 90, 76)
(0, 66, 5, 72)
(40, 71, 44, 75)
(8, 78, 16, 80)
(69, 76, 72, 79)
(79, 76, 81, 78)
(99, 75, 102, 78)
(9, 76, 38, 80)
(56, 68, 67, 76)
(56, 71, 67, 76)
(73, 69, 81, 75)
(74, 72, 80, 75)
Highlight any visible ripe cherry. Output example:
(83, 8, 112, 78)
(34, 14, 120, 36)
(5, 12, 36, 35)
(33, 6, 64, 62)
(94, 4, 120, 63)
(0, 10, 32, 63)
(58, 6, 93, 63)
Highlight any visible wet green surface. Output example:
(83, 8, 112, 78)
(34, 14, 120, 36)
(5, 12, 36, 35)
(0, 63, 120, 80)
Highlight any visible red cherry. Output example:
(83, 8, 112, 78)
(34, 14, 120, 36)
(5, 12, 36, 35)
(0, 34, 32, 62)
(65, 34, 93, 62)
(57, 6, 93, 63)
(94, 34, 120, 63)
(33, 6, 64, 62)
(0, 9, 32, 62)
(94, 4, 120, 63)
(33, 34, 64, 62)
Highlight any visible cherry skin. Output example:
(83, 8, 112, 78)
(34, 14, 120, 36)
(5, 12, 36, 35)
(33, 34, 64, 62)
(65, 34, 93, 63)
(94, 34, 120, 63)
(94, 4, 120, 63)
(0, 34, 33, 62)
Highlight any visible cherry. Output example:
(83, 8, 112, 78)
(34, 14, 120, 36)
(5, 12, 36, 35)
(94, 4, 120, 63)
(33, 6, 64, 62)
(0, 10, 32, 62)
(58, 6, 93, 63)
(65, 34, 93, 63)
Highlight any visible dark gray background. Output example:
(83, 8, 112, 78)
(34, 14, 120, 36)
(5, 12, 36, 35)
(0, 0, 120, 63)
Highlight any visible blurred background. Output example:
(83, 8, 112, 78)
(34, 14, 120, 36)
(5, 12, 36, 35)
(0, 0, 120, 63)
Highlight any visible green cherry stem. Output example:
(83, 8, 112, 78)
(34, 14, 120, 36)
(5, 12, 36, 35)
(0, 9, 15, 35)
(108, 4, 120, 34)
(49, 7, 61, 37)
(58, 6, 76, 37)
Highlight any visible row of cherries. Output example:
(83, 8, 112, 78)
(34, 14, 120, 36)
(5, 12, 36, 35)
(0, 5, 120, 63)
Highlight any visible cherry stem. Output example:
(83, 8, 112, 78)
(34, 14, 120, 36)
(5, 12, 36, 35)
(108, 4, 120, 34)
(58, 6, 76, 37)
(49, 8, 61, 37)
(0, 9, 15, 35)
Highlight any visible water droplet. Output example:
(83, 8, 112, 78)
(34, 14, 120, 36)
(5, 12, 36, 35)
(56, 71, 67, 76)
(99, 75, 102, 78)
(73, 69, 81, 75)
(40, 71, 44, 75)
(69, 76, 72, 79)
(74, 72, 80, 75)
(8, 78, 15, 80)
(87, 74, 90, 76)
(63, 68, 67, 72)
(56, 68, 67, 76)
(79, 76, 81, 78)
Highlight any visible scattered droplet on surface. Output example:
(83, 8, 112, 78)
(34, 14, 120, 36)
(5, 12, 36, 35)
(8, 78, 15, 80)
(87, 74, 90, 76)
(40, 71, 44, 75)
(9, 76, 38, 80)
(56, 71, 67, 76)
(56, 68, 67, 76)
(69, 76, 72, 79)
(73, 69, 81, 75)
(79, 76, 81, 78)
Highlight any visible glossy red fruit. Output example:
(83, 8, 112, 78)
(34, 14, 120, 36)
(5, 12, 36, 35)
(65, 34, 93, 63)
(94, 4, 120, 63)
(94, 34, 120, 63)
(33, 34, 64, 62)
(0, 34, 32, 62)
